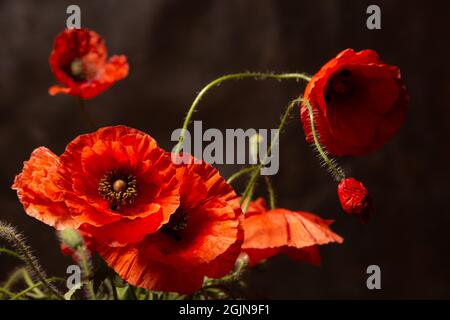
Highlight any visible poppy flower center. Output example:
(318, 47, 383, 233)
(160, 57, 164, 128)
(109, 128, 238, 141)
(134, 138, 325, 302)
(98, 169, 138, 210)
(68, 58, 86, 81)
(161, 208, 188, 241)
(324, 69, 354, 103)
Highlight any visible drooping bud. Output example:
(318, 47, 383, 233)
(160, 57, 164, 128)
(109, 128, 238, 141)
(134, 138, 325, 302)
(337, 178, 372, 223)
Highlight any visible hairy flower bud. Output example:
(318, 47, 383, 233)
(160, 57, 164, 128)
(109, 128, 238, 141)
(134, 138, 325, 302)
(338, 178, 372, 223)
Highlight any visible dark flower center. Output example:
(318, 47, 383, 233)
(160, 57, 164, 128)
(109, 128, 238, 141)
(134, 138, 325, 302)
(98, 169, 138, 210)
(161, 208, 188, 241)
(324, 68, 354, 103)
(66, 58, 86, 81)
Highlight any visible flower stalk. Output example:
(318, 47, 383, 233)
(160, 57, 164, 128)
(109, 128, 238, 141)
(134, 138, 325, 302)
(175, 72, 311, 154)
(301, 98, 345, 181)
(0, 221, 65, 300)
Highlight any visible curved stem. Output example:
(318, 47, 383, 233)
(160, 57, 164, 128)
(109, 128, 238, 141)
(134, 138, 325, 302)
(175, 72, 311, 154)
(10, 277, 64, 300)
(0, 247, 25, 262)
(301, 98, 345, 181)
(22, 267, 44, 297)
(2, 268, 26, 291)
(0, 222, 65, 300)
(226, 166, 258, 184)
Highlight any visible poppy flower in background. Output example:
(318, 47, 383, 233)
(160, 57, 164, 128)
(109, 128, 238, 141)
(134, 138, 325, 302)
(49, 28, 129, 99)
(300, 49, 409, 156)
(241, 198, 343, 266)
(98, 158, 244, 294)
(338, 178, 372, 223)
(12, 125, 180, 247)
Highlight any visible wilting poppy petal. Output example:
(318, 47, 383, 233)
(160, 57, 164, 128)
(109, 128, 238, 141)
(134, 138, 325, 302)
(241, 198, 343, 266)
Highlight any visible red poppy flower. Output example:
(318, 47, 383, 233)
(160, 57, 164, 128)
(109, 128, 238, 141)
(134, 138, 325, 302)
(49, 28, 129, 99)
(12, 126, 180, 247)
(242, 198, 343, 266)
(300, 49, 409, 156)
(97, 158, 244, 294)
(338, 178, 372, 223)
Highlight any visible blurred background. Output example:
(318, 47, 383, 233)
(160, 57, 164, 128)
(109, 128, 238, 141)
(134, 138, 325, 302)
(1, 0, 449, 299)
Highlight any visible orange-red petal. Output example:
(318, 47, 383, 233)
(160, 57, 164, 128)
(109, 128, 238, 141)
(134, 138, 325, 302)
(98, 159, 243, 293)
(12, 147, 77, 229)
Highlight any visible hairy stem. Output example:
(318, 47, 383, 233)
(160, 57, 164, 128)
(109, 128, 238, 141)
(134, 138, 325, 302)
(76, 246, 96, 300)
(301, 98, 345, 181)
(0, 222, 64, 300)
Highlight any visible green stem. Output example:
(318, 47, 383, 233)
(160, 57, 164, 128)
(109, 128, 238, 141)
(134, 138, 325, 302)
(239, 168, 260, 212)
(226, 166, 258, 184)
(22, 268, 44, 297)
(301, 98, 345, 181)
(2, 268, 26, 291)
(77, 98, 97, 131)
(239, 98, 299, 212)
(175, 72, 311, 154)
(0, 222, 65, 300)
(0, 287, 16, 299)
(76, 247, 96, 300)
(0, 247, 25, 262)
(264, 98, 299, 161)
(242, 181, 257, 213)
(10, 277, 63, 300)
(264, 176, 276, 209)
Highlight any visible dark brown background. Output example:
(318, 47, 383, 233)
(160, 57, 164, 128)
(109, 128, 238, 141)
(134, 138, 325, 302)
(1, 0, 449, 299)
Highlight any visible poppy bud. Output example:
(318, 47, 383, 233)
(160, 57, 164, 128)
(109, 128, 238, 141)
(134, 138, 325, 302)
(337, 178, 372, 223)
(57, 229, 95, 261)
